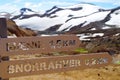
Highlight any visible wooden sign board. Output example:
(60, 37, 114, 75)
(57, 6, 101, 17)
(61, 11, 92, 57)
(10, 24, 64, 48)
(0, 35, 80, 56)
(0, 53, 112, 78)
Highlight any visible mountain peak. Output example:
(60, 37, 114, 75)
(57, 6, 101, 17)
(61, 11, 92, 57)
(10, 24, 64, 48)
(20, 8, 35, 15)
(20, 8, 34, 12)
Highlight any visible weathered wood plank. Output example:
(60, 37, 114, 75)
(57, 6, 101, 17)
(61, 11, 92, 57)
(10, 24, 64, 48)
(0, 35, 80, 56)
(0, 53, 112, 78)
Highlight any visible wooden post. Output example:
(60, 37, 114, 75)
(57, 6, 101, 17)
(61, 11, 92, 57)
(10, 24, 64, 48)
(0, 18, 7, 38)
(0, 18, 8, 80)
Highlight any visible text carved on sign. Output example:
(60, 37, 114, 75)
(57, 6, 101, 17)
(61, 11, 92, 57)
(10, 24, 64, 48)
(7, 41, 41, 51)
(0, 53, 112, 78)
(6, 40, 76, 51)
(8, 59, 81, 74)
(85, 57, 108, 66)
(0, 35, 80, 53)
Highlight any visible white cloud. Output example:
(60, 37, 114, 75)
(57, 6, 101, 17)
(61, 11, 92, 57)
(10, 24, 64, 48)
(13, 0, 22, 3)
(37, 1, 76, 10)
(75, 0, 120, 6)
(75, 0, 114, 3)
(113, 1, 120, 6)
(24, 2, 42, 11)
(46, 1, 74, 6)
(74, 0, 120, 8)
(0, 3, 19, 13)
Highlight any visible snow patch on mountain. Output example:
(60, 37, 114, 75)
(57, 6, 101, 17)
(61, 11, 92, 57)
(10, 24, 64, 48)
(14, 3, 105, 31)
(105, 10, 120, 26)
(58, 11, 110, 31)
(15, 16, 64, 30)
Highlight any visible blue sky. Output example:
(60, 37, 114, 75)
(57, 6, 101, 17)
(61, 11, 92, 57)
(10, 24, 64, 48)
(0, 0, 120, 12)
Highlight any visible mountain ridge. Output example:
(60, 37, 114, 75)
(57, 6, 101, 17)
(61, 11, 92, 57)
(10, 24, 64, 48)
(1, 3, 119, 39)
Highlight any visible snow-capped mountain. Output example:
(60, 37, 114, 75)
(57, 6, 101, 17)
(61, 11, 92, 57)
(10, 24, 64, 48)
(11, 3, 103, 29)
(10, 3, 120, 38)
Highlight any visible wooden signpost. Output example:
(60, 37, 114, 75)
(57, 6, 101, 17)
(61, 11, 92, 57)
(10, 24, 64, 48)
(0, 18, 7, 38)
(0, 35, 80, 56)
(0, 18, 115, 80)
(0, 53, 112, 78)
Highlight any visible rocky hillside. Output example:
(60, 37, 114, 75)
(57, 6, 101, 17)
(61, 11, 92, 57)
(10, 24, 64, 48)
(7, 19, 37, 37)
